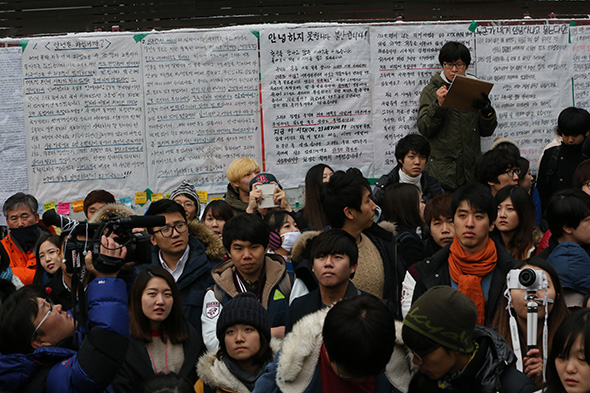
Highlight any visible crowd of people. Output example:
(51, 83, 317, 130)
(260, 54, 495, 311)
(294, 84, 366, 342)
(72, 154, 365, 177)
(1, 41, 590, 393)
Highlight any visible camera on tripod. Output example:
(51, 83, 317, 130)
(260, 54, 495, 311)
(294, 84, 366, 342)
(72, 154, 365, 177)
(507, 267, 546, 292)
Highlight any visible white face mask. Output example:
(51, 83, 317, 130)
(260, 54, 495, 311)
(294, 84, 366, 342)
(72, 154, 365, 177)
(280, 231, 301, 252)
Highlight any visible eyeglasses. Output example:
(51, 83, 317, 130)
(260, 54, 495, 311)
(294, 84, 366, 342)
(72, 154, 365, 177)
(502, 167, 521, 177)
(443, 62, 467, 70)
(178, 201, 195, 209)
(33, 298, 53, 337)
(411, 346, 440, 363)
(154, 222, 188, 238)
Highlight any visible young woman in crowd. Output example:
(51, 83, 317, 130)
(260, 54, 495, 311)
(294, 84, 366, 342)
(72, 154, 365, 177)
(112, 266, 202, 392)
(195, 292, 274, 393)
(264, 210, 301, 262)
(382, 183, 426, 271)
(493, 259, 569, 388)
(493, 185, 539, 260)
(32, 233, 62, 286)
(297, 163, 334, 231)
(544, 309, 590, 393)
(201, 200, 234, 239)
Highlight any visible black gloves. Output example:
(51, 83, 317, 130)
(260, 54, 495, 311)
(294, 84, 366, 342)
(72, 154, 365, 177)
(472, 93, 494, 118)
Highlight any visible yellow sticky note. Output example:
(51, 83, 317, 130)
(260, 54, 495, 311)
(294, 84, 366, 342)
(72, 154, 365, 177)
(165, 193, 171, 199)
(210, 196, 223, 201)
(72, 200, 84, 213)
(135, 192, 147, 205)
(196, 190, 208, 204)
(43, 201, 56, 212)
(151, 193, 163, 202)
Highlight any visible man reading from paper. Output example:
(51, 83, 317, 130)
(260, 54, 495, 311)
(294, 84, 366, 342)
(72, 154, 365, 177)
(417, 41, 497, 192)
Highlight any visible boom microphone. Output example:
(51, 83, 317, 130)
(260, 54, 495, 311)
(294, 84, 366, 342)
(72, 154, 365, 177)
(112, 215, 166, 228)
(42, 209, 78, 228)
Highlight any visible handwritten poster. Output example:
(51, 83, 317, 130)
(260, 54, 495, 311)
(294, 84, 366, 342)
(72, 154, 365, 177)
(142, 31, 261, 194)
(370, 24, 473, 176)
(0, 47, 29, 218)
(571, 25, 590, 110)
(22, 35, 146, 202)
(476, 24, 573, 168)
(260, 26, 372, 187)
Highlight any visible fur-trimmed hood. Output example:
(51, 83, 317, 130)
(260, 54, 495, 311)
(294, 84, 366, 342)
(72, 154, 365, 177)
(275, 308, 416, 393)
(89, 203, 136, 223)
(188, 221, 226, 261)
(197, 339, 282, 393)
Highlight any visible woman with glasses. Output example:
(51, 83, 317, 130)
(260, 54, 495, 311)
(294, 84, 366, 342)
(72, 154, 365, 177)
(417, 41, 498, 193)
(170, 180, 201, 223)
(112, 266, 202, 393)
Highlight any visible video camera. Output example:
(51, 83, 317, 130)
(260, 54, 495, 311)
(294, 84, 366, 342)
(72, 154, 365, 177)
(43, 209, 165, 274)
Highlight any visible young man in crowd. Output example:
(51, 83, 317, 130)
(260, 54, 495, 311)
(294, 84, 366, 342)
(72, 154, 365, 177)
(201, 213, 293, 350)
(253, 294, 399, 393)
(373, 133, 443, 206)
(83, 189, 116, 220)
(321, 168, 401, 313)
(538, 107, 590, 212)
(0, 234, 129, 392)
(223, 157, 261, 214)
(402, 286, 536, 392)
(284, 228, 360, 333)
(422, 193, 455, 257)
(475, 148, 521, 196)
(402, 184, 515, 324)
(542, 189, 590, 307)
(0, 192, 52, 285)
(418, 41, 497, 192)
(144, 199, 225, 331)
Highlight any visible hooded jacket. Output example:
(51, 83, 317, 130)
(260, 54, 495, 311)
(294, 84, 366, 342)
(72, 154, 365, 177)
(546, 241, 590, 294)
(251, 309, 415, 393)
(201, 254, 293, 350)
(144, 220, 225, 332)
(417, 72, 497, 191)
(0, 277, 129, 393)
(407, 326, 536, 393)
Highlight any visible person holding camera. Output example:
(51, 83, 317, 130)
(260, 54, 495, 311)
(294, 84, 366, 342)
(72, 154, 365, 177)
(0, 234, 130, 392)
(492, 259, 569, 388)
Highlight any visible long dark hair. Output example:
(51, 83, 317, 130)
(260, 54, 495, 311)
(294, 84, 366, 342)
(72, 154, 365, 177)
(33, 233, 61, 285)
(382, 183, 424, 229)
(303, 163, 333, 230)
(129, 266, 188, 344)
(492, 258, 569, 361)
(545, 309, 590, 393)
(494, 185, 536, 261)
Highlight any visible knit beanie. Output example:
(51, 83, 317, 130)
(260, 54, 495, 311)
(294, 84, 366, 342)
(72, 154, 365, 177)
(170, 181, 200, 215)
(216, 292, 271, 344)
(403, 286, 477, 353)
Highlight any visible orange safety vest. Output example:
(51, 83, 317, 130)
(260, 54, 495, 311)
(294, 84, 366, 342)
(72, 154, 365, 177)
(0, 234, 37, 285)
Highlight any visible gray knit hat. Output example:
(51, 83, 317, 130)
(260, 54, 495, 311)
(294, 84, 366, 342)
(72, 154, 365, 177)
(403, 286, 477, 353)
(170, 180, 200, 217)
(216, 292, 270, 344)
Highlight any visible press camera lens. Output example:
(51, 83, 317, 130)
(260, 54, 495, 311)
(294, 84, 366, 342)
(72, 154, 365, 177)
(518, 267, 537, 288)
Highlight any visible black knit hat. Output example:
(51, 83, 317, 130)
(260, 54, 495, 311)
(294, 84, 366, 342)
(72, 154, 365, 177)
(403, 286, 477, 353)
(216, 292, 270, 344)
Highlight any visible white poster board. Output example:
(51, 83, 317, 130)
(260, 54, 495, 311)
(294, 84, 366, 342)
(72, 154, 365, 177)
(141, 30, 262, 194)
(260, 26, 372, 187)
(475, 24, 573, 168)
(571, 25, 590, 109)
(22, 35, 146, 202)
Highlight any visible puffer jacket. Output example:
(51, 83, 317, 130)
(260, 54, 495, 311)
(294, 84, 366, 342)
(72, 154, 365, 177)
(0, 277, 129, 393)
(407, 326, 536, 393)
(546, 241, 590, 294)
(417, 72, 497, 191)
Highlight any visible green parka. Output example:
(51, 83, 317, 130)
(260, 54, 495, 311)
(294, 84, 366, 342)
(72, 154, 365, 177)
(417, 72, 497, 191)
